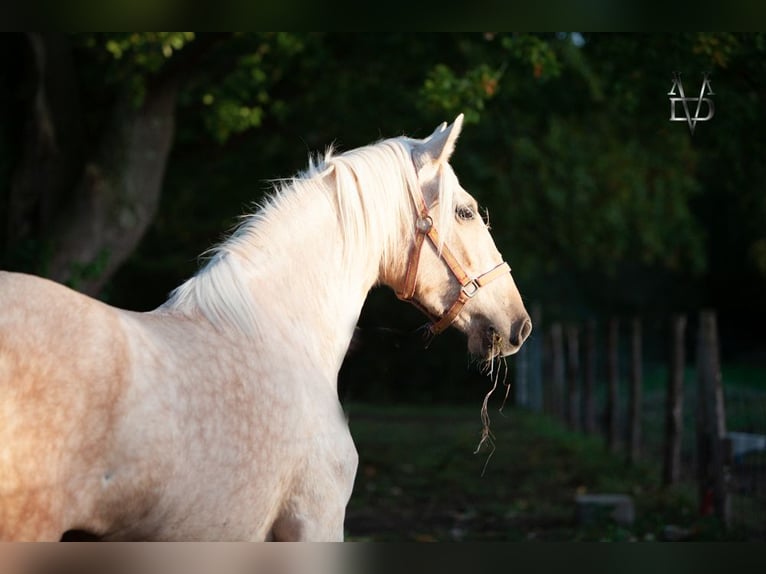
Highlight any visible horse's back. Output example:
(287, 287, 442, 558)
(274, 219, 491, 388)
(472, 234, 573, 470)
(0, 271, 126, 383)
(0, 271, 131, 539)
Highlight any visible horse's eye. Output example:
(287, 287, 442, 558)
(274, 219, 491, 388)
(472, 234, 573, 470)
(456, 206, 475, 221)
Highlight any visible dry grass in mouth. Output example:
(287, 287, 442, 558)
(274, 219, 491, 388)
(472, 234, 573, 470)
(474, 331, 510, 476)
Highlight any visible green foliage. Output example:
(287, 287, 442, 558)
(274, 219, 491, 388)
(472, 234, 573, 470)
(190, 33, 306, 143)
(693, 33, 741, 68)
(501, 33, 563, 80)
(506, 116, 704, 276)
(101, 32, 195, 68)
(75, 33, 196, 106)
(420, 63, 501, 124)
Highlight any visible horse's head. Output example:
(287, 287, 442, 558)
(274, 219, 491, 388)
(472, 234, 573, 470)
(390, 114, 531, 359)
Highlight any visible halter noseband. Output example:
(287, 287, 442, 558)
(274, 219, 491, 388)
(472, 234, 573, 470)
(395, 175, 511, 335)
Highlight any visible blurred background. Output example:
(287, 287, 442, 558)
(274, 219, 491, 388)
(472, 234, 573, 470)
(1, 33, 764, 540)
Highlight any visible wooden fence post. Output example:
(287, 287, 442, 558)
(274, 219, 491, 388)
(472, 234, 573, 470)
(628, 317, 642, 464)
(606, 317, 620, 453)
(551, 323, 565, 421)
(663, 314, 686, 486)
(566, 325, 580, 431)
(695, 310, 730, 527)
(583, 319, 597, 435)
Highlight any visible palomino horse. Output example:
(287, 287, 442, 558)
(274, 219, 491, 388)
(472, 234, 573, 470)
(0, 114, 531, 541)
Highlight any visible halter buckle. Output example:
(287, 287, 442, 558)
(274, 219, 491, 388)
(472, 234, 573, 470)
(461, 279, 480, 298)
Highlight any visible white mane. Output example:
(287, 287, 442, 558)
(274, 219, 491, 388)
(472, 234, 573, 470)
(163, 135, 457, 336)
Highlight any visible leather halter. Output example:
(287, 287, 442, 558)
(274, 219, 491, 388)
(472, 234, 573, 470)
(395, 178, 511, 335)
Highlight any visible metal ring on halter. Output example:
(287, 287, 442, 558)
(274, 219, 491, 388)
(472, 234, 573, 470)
(415, 216, 433, 233)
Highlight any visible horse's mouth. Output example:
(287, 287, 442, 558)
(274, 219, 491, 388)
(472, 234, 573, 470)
(481, 326, 504, 358)
(468, 321, 507, 359)
(468, 320, 529, 359)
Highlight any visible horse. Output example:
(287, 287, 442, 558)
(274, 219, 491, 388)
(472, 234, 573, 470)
(0, 114, 531, 541)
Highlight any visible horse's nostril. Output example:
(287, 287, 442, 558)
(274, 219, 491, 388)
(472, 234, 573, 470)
(520, 318, 532, 341)
(509, 318, 533, 347)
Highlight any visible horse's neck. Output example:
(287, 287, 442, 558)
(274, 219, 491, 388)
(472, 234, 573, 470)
(256, 199, 385, 376)
(185, 189, 386, 381)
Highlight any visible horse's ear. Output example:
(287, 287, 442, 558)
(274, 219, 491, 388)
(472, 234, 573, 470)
(413, 113, 464, 169)
(429, 121, 448, 136)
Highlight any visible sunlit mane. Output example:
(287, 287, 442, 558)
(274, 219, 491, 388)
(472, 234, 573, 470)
(163, 136, 457, 335)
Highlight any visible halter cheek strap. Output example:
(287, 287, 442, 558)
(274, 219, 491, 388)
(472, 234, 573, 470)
(395, 186, 511, 335)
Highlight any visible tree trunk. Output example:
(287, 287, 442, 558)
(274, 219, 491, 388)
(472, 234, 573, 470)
(3, 33, 228, 297)
(45, 82, 178, 295)
(6, 33, 85, 262)
(663, 314, 686, 485)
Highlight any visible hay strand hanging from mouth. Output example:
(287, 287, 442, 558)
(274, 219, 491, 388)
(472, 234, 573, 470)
(474, 336, 509, 476)
(474, 376, 498, 476)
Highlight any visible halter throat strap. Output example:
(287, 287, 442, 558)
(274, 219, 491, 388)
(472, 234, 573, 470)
(395, 174, 511, 335)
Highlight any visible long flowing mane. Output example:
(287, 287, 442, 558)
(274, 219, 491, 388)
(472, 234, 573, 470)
(163, 136, 457, 336)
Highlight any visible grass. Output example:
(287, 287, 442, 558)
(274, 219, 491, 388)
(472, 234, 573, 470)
(623, 362, 766, 394)
(722, 363, 766, 392)
(343, 402, 750, 541)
